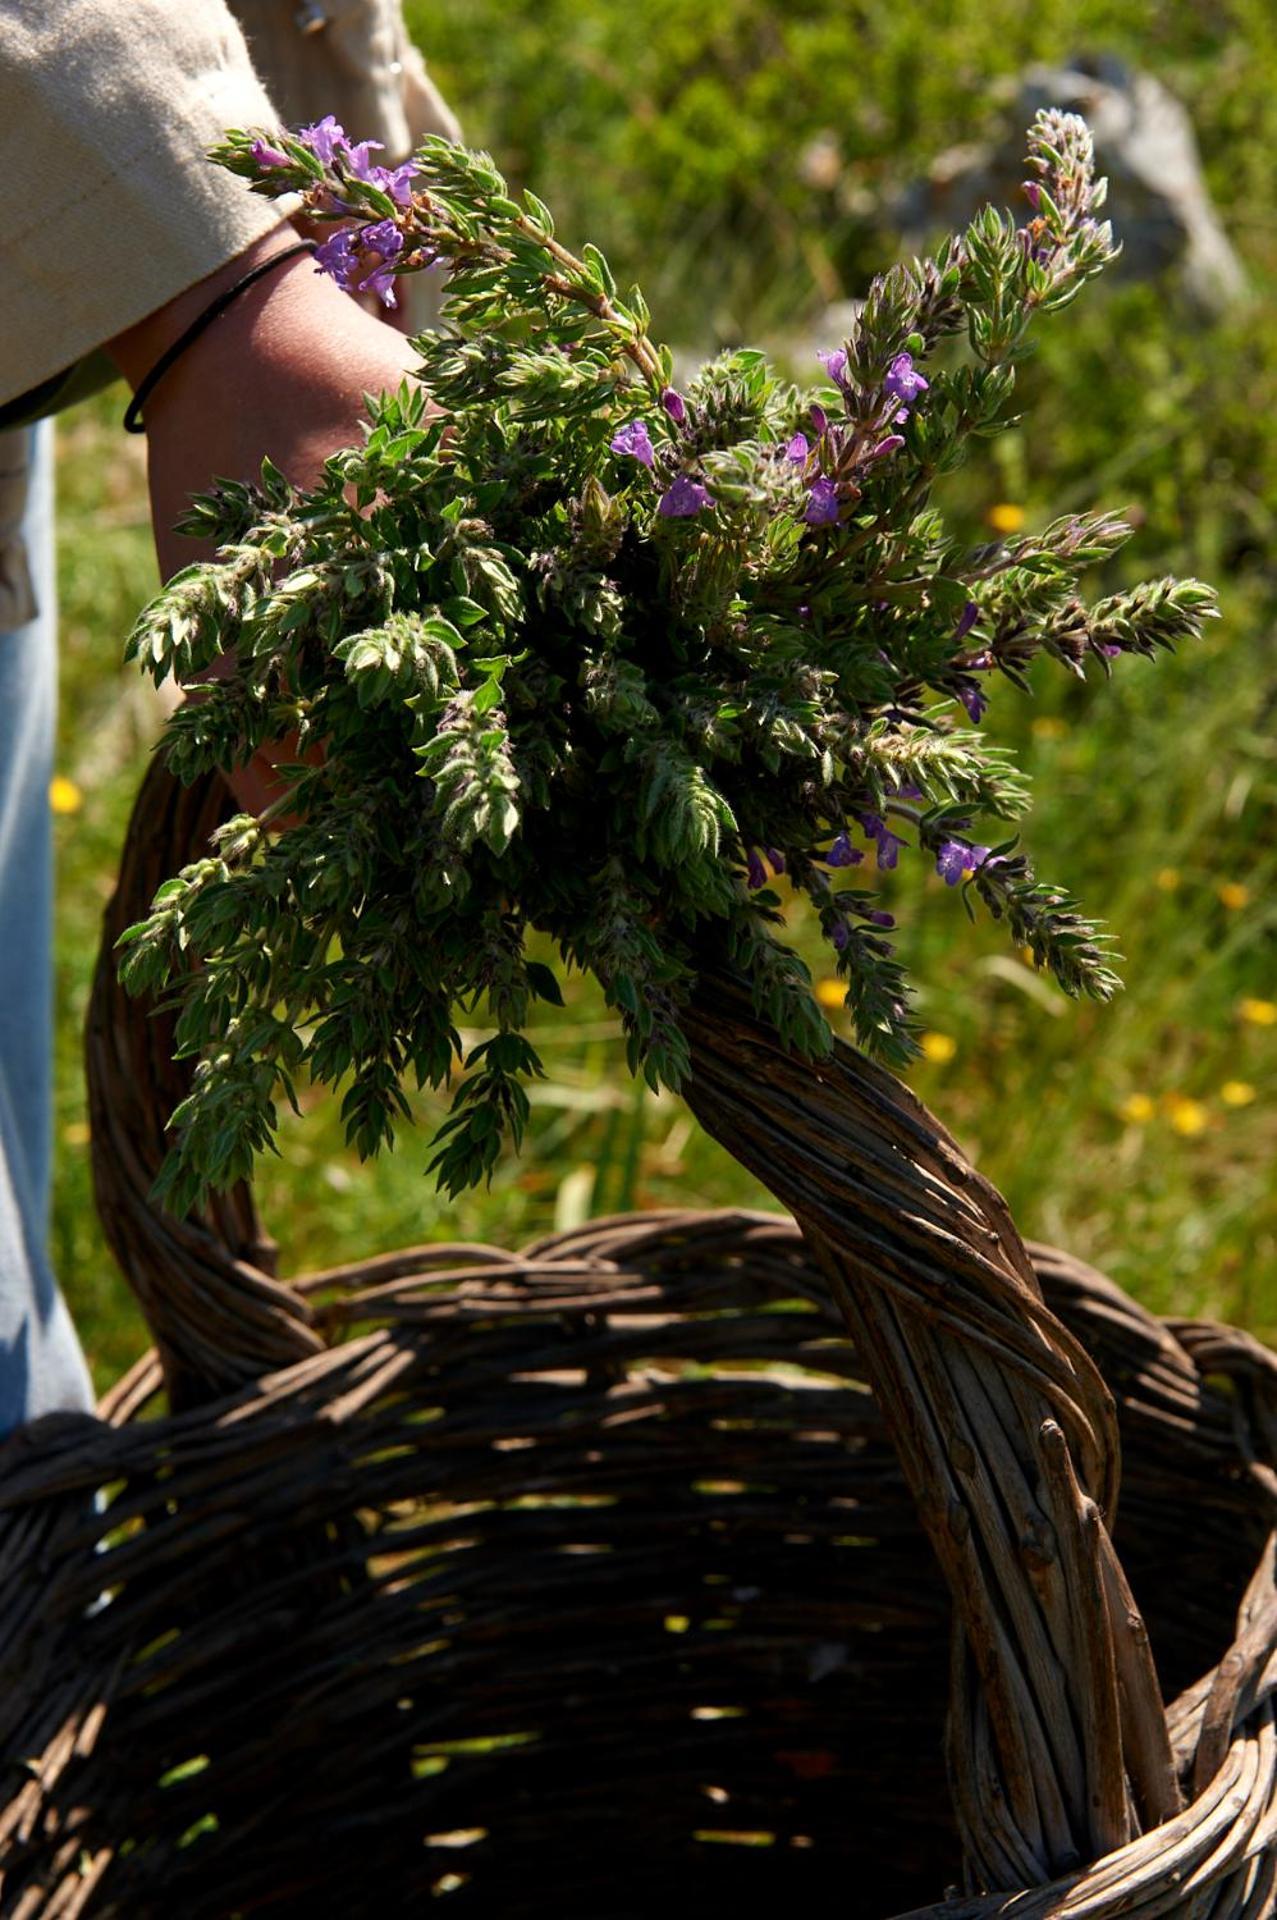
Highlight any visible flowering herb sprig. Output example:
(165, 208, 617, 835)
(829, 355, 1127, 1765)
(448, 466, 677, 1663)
(120, 110, 1216, 1209)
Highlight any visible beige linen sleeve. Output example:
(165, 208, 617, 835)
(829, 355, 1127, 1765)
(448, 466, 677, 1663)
(0, 0, 292, 408)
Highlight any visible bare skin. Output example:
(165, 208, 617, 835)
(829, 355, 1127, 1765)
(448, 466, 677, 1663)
(108, 224, 423, 809)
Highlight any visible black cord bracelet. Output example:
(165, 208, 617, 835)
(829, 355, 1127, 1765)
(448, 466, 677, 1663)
(123, 240, 316, 434)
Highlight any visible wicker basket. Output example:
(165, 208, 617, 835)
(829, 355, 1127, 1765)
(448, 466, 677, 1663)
(1, 760, 1274, 1918)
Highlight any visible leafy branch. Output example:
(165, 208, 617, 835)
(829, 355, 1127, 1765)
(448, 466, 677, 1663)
(120, 110, 1217, 1209)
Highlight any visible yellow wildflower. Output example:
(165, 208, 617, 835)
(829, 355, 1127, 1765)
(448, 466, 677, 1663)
(1119, 1093, 1155, 1125)
(61, 1120, 91, 1147)
(1165, 1095, 1208, 1137)
(920, 1031, 957, 1065)
(815, 978, 846, 1012)
(1218, 882, 1250, 911)
(1030, 715, 1068, 742)
(1155, 867, 1180, 893)
(1220, 1080, 1257, 1108)
(1239, 997, 1277, 1027)
(987, 502, 1026, 534)
(49, 775, 82, 815)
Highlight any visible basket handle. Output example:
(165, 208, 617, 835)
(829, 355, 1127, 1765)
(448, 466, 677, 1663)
(87, 758, 323, 1410)
(681, 974, 1181, 1887)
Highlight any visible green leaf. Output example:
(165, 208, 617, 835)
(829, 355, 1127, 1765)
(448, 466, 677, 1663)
(522, 188, 555, 233)
(525, 960, 564, 1006)
(582, 242, 617, 300)
(441, 596, 488, 628)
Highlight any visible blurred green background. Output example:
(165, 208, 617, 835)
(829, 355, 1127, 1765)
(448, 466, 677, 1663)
(53, 0, 1277, 1393)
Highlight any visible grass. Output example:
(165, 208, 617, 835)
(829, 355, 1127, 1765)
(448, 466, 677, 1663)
(48, 4, 1277, 1396)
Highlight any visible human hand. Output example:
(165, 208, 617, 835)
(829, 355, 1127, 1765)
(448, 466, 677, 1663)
(109, 227, 426, 811)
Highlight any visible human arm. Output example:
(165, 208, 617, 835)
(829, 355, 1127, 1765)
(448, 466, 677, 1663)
(107, 228, 426, 812)
(107, 227, 422, 579)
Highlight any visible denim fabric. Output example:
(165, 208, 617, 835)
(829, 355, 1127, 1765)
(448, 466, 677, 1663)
(0, 421, 95, 1433)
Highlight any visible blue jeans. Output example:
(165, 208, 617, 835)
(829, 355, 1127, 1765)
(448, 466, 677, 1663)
(0, 422, 95, 1433)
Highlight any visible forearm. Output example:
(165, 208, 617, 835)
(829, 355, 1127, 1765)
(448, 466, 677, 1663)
(108, 228, 424, 579)
(110, 228, 427, 813)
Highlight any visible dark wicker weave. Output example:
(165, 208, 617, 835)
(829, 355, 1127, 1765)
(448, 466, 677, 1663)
(1, 760, 1274, 1917)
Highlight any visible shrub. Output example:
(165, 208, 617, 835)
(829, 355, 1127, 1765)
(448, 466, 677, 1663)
(118, 112, 1213, 1210)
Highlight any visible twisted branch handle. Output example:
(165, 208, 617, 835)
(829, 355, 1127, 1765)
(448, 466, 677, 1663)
(87, 762, 321, 1409)
(680, 979, 1180, 1885)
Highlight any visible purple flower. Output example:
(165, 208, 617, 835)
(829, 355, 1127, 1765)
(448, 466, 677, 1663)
(804, 477, 841, 526)
(299, 115, 348, 166)
(372, 161, 419, 206)
(360, 266, 398, 307)
(313, 227, 360, 291)
(954, 601, 981, 643)
(936, 839, 990, 886)
(785, 432, 810, 463)
(935, 841, 968, 886)
(1023, 180, 1042, 213)
(658, 475, 711, 518)
(809, 403, 829, 437)
(361, 218, 403, 260)
(1099, 642, 1122, 659)
(825, 831, 863, 868)
(860, 813, 907, 871)
(345, 139, 385, 180)
(866, 909, 895, 928)
(356, 219, 404, 306)
(661, 386, 687, 425)
(883, 352, 928, 410)
(956, 681, 989, 724)
(866, 433, 905, 463)
(610, 419, 655, 467)
(831, 921, 851, 951)
(817, 348, 849, 389)
(250, 138, 292, 170)
(746, 846, 786, 887)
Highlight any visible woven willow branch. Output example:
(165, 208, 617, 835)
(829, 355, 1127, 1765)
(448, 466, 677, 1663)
(682, 977, 1181, 1881)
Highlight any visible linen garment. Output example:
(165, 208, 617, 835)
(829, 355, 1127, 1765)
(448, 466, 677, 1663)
(0, 1, 287, 416)
(0, 0, 459, 1430)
